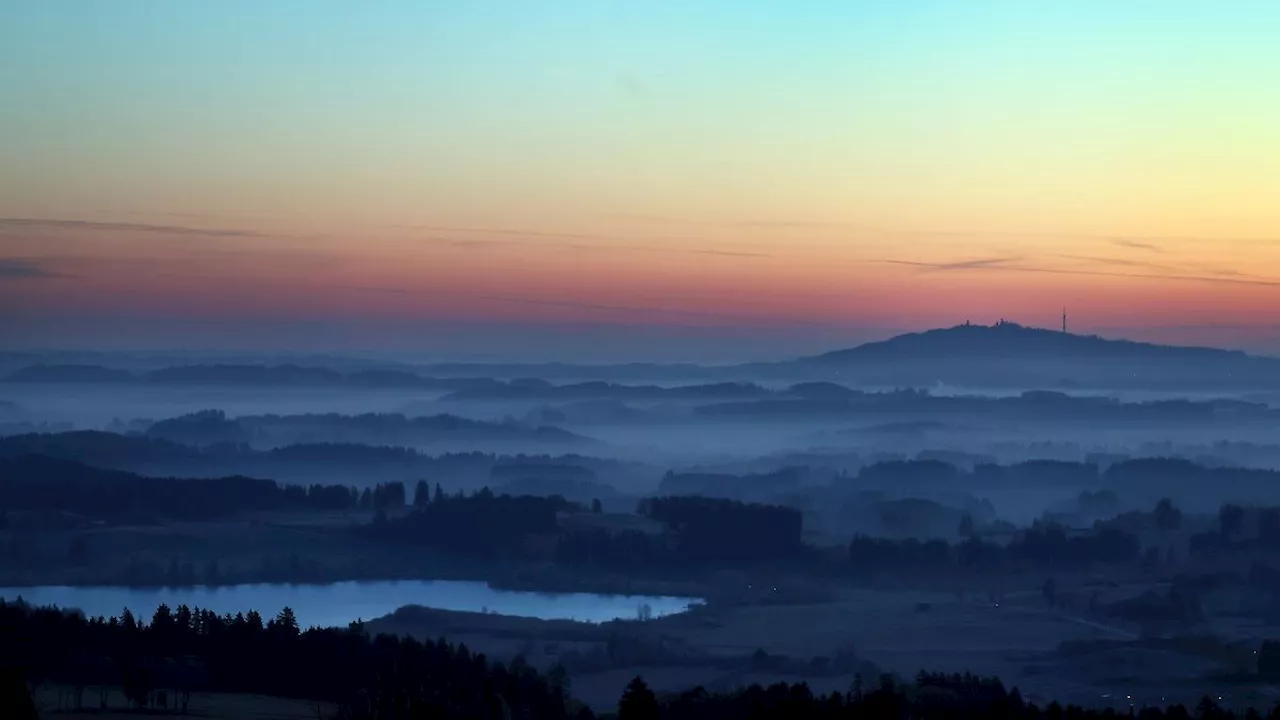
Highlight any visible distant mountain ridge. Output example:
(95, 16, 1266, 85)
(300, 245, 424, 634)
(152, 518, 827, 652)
(801, 322, 1251, 364)
(2, 323, 1273, 389)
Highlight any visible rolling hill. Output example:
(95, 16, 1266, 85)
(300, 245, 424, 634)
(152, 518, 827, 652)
(801, 322, 1251, 364)
(773, 322, 1274, 389)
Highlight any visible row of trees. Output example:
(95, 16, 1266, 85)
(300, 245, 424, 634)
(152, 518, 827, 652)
(0, 456, 363, 522)
(555, 530, 682, 573)
(366, 489, 1149, 576)
(638, 496, 804, 564)
(547, 496, 811, 573)
(163, 410, 580, 447)
(1186, 503, 1280, 559)
(612, 671, 1280, 720)
(848, 458, 1280, 506)
(364, 487, 573, 558)
(361, 492, 809, 572)
(849, 522, 1142, 575)
(0, 599, 579, 719)
(0, 455, 467, 525)
(1261, 640, 1280, 681)
(0, 430, 632, 485)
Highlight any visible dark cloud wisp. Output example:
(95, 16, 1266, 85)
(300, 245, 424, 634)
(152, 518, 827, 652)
(0, 258, 75, 280)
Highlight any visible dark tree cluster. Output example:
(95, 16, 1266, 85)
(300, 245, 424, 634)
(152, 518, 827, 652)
(1102, 584, 1205, 629)
(975, 459, 1104, 487)
(0, 431, 636, 490)
(697, 380, 1277, 424)
(849, 521, 1141, 576)
(88, 363, 497, 389)
(0, 599, 579, 719)
(1261, 640, 1280, 681)
(555, 530, 678, 573)
(858, 459, 964, 489)
(0, 455, 360, 523)
(1153, 498, 1183, 531)
(839, 458, 1280, 508)
(1189, 504, 1280, 559)
(146, 409, 251, 446)
(365, 487, 573, 558)
(0, 430, 211, 468)
(491, 462, 597, 485)
(443, 379, 770, 402)
(1106, 459, 1280, 503)
(847, 535, 956, 574)
(1009, 523, 1141, 566)
(656, 468, 806, 502)
(39, 408, 581, 450)
(217, 411, 582, 447)
(637, 496, 803, 564)
(356, 481, 406, 511)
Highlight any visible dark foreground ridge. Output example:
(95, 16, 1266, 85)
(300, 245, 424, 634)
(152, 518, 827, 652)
(3, 599, 1279, 719)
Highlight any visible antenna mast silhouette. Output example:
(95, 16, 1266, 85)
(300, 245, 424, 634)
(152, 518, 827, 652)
(1062, 307, 1068, 334)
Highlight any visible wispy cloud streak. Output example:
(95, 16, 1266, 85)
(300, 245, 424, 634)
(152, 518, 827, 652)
(882, 257, 1280, 288)
(0, 217, 264, 238)
(884, 257, 1022, 272)
(1110, 239, 1163, 252)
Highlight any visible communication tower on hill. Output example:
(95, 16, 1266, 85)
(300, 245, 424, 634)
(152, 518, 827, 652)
(1062, 307, 1068, 334)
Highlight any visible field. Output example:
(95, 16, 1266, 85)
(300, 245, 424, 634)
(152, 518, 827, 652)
(33, 686, 335, 720)
(369, 585, 1280, 713)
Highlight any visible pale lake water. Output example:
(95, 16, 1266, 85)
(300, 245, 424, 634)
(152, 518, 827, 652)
(0, 580, 699, 628)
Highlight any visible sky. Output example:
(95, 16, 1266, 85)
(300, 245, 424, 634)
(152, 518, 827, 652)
(3, 1, 1280, 362)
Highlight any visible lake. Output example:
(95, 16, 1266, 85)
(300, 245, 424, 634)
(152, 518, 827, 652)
(0, 580, 698, 629)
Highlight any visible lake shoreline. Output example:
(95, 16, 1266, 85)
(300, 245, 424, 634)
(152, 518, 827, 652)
(0, 578, 702, 629)
(0, 565, 707, 603)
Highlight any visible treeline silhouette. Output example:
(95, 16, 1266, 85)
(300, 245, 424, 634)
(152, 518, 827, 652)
(640, 496, 803, 562)
(3, 363, 491, 389)
(0, 598, 578, 719)
(696, 386, 1274, 424)
(847, 522, 1141, 575)
(556, 497, 805, 573)
(859, 457, 1280, 495)
(847, 458, 1280, 507)
(0, 431, 644, 488)
(441, 379, 771, 401)
(146, 409, 585, 447)
(364, 487, 574, 558)
(357, 489, 806, 571)
(555, 510, 1139, 579)
(657, 468, 806, 503)
(1186, 503, 1280, 559)
(846, 497, 1280, 579)
(14, 430, 1280, 510)
(0, 456, 362, 522)
(3, 599, 1278, 719)
(619, 671, 1280, 720)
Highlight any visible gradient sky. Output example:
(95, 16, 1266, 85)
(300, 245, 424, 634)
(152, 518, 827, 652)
(3, 1, 1280, 362)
